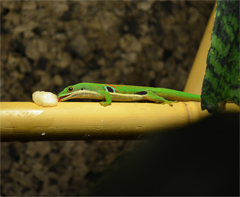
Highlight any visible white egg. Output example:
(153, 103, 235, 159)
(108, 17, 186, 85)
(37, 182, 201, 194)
(32, 91, 58, 107)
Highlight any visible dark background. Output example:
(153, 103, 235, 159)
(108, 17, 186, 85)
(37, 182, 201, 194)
(1, 1, 215, 196)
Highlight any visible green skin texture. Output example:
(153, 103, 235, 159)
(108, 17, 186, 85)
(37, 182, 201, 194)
(57, 82, 201, 107)
(201, 1, 239, 113)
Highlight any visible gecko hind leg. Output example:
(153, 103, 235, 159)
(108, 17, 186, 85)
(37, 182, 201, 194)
(142, 90, 178, 106)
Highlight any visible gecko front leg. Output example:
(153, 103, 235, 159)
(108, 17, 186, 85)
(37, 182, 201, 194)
(98, 90, 112, 106)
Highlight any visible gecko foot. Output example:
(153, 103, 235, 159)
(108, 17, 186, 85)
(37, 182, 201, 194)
(100, 102, 111, 107)
(162, 100, 178, 107)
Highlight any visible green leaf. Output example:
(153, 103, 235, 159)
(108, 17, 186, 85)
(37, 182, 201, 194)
(201, 0, 239, 113)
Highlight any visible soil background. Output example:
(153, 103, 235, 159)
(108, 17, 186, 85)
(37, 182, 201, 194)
(1, 1, 214, 196)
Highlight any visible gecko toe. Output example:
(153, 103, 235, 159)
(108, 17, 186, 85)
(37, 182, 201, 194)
(100, 102, 110, 107)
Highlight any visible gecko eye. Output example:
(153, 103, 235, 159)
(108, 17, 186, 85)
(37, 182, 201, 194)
(68, 87, 73, 92)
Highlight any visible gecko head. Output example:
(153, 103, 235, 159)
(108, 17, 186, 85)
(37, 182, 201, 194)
(57, 83, 85, 102)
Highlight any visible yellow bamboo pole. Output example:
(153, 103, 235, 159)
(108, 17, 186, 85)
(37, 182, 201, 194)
(184, 3, 216, 95)
(1, 3, 238, 142)
(0, 102, 209, 142)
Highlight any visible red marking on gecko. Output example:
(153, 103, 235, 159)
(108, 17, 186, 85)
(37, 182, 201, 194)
(105, 84, 117, 88)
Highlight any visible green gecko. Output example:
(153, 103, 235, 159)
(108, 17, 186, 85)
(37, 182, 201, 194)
(57, 82, 201, 107)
